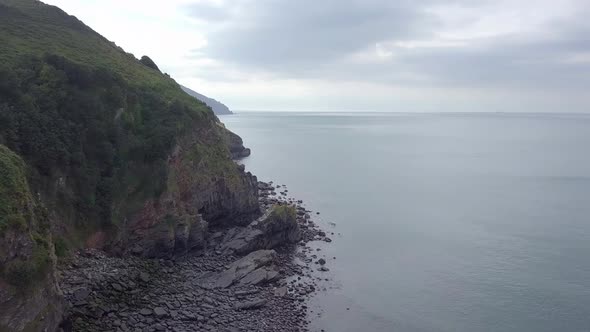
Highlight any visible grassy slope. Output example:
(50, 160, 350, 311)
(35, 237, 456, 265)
(0, 0, 206, 107)
(0, 144, 52, 288)
(0, 0, 246, 245)
(0, 144, 32, 233)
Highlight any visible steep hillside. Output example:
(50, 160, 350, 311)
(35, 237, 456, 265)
(182, 85, 233, 115)
(0, 1, 259, 330)
(0, 145, 63, 332)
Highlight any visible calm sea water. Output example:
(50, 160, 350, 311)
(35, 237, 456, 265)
(221, 112, 590, 332)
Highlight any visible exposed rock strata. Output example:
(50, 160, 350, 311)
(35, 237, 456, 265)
(125, 127, 260, 258)
(198, 249, 279, 289)
(220, 205, 301, 255)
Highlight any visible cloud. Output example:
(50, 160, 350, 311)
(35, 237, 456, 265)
(183, 0, 590, 91)
(44, 0, 590, 112)
(190, 0, 439, 70)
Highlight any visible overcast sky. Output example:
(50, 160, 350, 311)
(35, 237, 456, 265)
(45, 0, 590, 112)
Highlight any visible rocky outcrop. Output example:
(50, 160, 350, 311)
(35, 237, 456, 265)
(220, 205, 300, 255)
(198, 250, 279, 289)
(0, 145, 63, 332)
(128, 211, 208, 258)
(125, 125, 260, 257)
(224, 128, 252, 159)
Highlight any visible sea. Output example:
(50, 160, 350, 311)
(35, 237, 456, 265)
(221, 112, 590, 332)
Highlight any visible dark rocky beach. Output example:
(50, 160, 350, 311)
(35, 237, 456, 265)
(58, 181, 334, 332)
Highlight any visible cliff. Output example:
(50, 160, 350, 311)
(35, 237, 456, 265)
(0, 0, 259, 330)
(0, 145, 63, 331)
(181, 85, 233, 115)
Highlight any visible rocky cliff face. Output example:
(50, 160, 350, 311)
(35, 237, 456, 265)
(0, 145, 63, 332)
(220, 205, 300, 255)
(224, 126, 252, 159)
(124, 124, 260, 258)
(0, 1, 263, 330)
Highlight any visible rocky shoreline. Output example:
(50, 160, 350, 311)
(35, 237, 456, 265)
(58, 181, 334, 332)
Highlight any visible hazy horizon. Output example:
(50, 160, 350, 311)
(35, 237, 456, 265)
(44, 0, 590, 113)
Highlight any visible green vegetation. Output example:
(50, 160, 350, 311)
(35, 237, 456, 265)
(0, 0, 235, 232)
(0, 145, 32, 233)
(0, 54, 202, 227)
(0, 145, 52, 288)
(0, 0, 189, 98)
(270, 205, 297, 222)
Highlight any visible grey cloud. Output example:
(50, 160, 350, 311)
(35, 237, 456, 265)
(190, 0, 441, 68)
(183, 0, 590, 91)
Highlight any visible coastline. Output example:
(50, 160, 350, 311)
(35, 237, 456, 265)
(58, 180, 332, 332)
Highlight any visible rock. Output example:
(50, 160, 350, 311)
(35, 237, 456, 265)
(111, 283, 124, 292)
(239, 148, 251, 158)
(139, 272, 150, 283)
(234, 299, 267, 310)
(74, 288, 91, 301)
(234, 289, 260, 296)
(239, 266, 280, 286)
(153, 307, 168, 318)
(129, 212, 208, 258)
(317, 258, 326, 265)
(274, 286, 288, 297)
(226, 130, 252, 160)
(140, 308, 153, 316)
(220, 205, 300, 255)
(198, 250, 277, 289)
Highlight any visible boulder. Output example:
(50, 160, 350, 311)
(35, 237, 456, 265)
(198, 250, 277, 289)
(153, 307, 168, 318)
(274, 286, 288, 297)
(239, 267, 280, 286)
(220, 205, 300, 255)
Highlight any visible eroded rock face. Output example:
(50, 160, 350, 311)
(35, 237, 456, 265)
(225, 128, 252, 160)
(220, 205, 301, 255)
(128, 210, 208, 258)
(125, 126, 260, 257)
